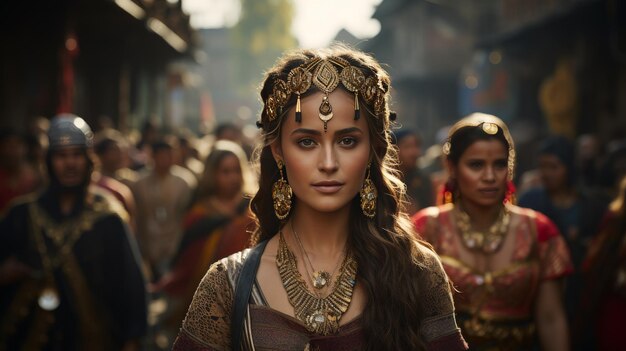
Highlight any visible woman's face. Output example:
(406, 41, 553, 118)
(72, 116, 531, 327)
(214, 154, 243, 197)
(538, 154, 568, 191)
(449, 139, 508, 209)
(272, 89, 371, 215)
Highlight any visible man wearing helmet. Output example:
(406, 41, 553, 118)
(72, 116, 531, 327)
(0, 114, 147, 350)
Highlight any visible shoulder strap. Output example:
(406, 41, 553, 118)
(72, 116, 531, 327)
(230, 240, 268, 350)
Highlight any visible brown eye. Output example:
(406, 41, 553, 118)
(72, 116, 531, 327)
(297, 138, 316, 148)
(468, 161, 482, 169)
(339, 137, 357, 147)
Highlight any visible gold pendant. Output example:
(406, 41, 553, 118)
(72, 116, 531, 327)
(312, 271, 331, 289)
(277, 232, 357, 335)
(482, 122, 499, 135)
(38, 286, 60, 311)
(305, 310, 340, 335)
(318, 95, 333, 132)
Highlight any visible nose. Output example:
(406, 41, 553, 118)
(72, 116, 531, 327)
(318, 144, 338, 174)
(483, 166, 496, 182)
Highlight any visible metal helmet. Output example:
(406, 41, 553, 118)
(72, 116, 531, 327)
(48, 114, 94, 149)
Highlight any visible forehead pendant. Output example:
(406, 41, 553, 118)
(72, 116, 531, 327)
(482, 122, 499, 135)
(313, 60, 340, 132)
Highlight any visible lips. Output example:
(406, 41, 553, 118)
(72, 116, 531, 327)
(312, 180, 344, 194)
(478, 187, 500, 196)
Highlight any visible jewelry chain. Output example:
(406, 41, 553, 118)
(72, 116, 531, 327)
(290, 221, 346, 292)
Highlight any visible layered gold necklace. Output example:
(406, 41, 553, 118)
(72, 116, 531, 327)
(455, 205, 511, 254)
(290, 221, 343, 290)
(276, 231, 357, 335)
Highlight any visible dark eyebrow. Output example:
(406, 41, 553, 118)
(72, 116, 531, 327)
(335, 127, 363, 136)
(291, 128, 321, 136)
(290, 127, 363, 137)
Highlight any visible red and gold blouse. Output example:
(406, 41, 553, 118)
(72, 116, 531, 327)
(413, 204, 573, 349)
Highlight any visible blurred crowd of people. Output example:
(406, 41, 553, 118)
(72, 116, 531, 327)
(0, 116, 259, 350)
(1, 109, 625, 350)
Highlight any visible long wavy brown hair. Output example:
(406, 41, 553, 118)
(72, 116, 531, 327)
(249, 45, 431, 350)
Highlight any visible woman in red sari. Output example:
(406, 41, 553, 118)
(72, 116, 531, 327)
(412, 113, 572, 350)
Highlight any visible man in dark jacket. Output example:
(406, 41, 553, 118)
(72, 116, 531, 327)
(0, 114, 147, 351)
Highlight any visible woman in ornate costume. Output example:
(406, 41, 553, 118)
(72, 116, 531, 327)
(173, 46, 468, 350)
(412, 113, 572, 351)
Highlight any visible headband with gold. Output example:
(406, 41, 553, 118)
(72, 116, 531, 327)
(261, 56, 387, 132)
(442, 113, 516, 180)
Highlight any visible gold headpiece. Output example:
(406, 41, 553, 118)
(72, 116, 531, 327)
(442, 113, 516, 180)
(262, 56, 387, 132)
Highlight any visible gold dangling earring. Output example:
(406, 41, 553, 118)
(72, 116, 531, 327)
(272, 159, 293, 220)
(360, 163, 377, 219)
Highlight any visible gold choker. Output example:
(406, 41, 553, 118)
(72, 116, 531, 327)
(276, 231, 357, 335)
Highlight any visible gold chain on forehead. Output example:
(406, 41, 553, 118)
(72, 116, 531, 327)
(262, 56, 387, 132)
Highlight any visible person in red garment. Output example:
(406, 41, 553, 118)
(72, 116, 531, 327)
(412, 113, 572, 351)
(172, 46, 467, 350)
(577, 175, 626, 350)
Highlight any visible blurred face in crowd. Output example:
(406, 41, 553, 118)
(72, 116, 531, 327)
(51, 146, 89, 188)
(449, 139, 508, 209)
(272, 89, 371, 215)
(153, 148, 174, 175)
(577, 135, 598, 162)
(214, 153, 243, 198)
(538, 154, 568, 191)
(397, 134, 421, 170)
(100, 142, 123, 172)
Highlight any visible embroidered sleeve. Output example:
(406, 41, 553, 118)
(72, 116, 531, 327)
(534, 211, 574, 280)
(418, 247, 468, 350)
(175, 261, 233, 351)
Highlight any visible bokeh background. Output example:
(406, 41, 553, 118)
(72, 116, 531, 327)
(2, 0, 625, 152)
